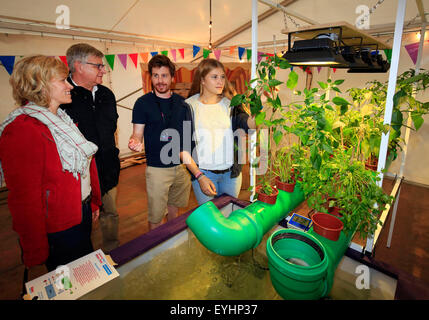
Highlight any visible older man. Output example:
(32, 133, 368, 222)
(60, 43, 120, 253)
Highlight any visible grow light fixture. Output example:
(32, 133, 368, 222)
(334, 46, 368, 69)
(347, 48, 390, 73)
(281, 23, 392, 73)
(283, 33, 349, 67)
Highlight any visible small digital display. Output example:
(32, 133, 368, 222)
(291, 214, 311, 227)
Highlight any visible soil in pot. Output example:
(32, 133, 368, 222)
(256, 185, 279, 205)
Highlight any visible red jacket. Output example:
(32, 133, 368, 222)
(0, 115, 102, 267)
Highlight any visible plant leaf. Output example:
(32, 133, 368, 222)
(411, 112, 424, 131)
(230, 94, 244, 106)
(318, 81, 328, 89)
(287, 70, 298, 90)
(268, 79, 283, 87)
(255, 111, 266, 126)
(332, 96, 350, 106)
(273, 130, 283, 146)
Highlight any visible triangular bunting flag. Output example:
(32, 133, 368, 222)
(214, 49, 221, 60)
(332, 68, 337, 73)
(193, 45, 201, 58)
(161, 50, 168, 57)
(384, 49, 392, 64)
(150, 51, 158, 57)
(246, 49, 252, 61)
(257, 52, 263, 63)
(229, 46, 237, 55)
(203, 48, 211, 59)
(179, 48, 185, 59)
(317, 67, 322, 73)
(117, 54, 127, 69)
(238, 47, 245, 60)
(105, 54, 115, 70)
(59, 56, 68, 67)
(404, 42, 420, 65)
(0, 56, 15, 75)
(129, 53, 138, 68)
(171, 49, 177, 62)
(140, 52, 149, 63)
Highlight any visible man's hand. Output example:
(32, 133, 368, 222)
(198, 176, 217, 197)
(128, 138, 143, 152)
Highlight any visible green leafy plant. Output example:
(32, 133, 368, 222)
(347, 69, 429, 168)
(273, 146, 295, 184)
(231, 54, 297, 196)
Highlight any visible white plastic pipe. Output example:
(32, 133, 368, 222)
(250, 0, 258, 201)
(366, 0, 407, 254)
(375, 0, 407, 187)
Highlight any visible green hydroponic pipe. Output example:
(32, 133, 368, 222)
(266, 226, 357, 300)
(307, 224, 357, 296)
(186, 185, 305, 256)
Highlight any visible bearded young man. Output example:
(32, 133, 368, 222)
(129, 54, 191, 230)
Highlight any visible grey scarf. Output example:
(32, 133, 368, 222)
(0, 103, 98, 185)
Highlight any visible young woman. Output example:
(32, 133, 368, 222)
(0, 55, 102, 272)
(180, 58, 256, 205)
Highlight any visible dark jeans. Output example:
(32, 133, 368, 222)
(45, 201, 94, 272)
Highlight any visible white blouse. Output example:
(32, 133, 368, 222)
(186, 94, 234, 170)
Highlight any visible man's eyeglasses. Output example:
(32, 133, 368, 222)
(84, 62, 106, 70)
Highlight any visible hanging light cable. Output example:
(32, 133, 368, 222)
(209, 0, 212, 49)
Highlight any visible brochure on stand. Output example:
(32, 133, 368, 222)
(25, 249, 119, 300)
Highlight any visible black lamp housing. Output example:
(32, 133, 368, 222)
(283, 38, 349, 67)
(347, 49, 390, 73)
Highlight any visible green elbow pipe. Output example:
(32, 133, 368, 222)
(186, 185, 305, 256)
(307, 225, 357, 296)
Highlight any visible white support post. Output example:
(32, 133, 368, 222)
(250, 0, 258, 201)
(387, 185, 402, 247)
(366, 0, 407, 254)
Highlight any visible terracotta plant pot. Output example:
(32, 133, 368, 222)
(327, 197, 343, 217)
(275, 176, 296, 193)
(311, 212, 344, 241)
(365, 159, 378, 171)
(328, 206, 342, 217)
(256, 185, 279, 205)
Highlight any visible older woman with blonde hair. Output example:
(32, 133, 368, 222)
(0, 55, 102, 272)
(179, 58, 256, 205)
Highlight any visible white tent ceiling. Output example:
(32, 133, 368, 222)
(0, 0, 427, 48)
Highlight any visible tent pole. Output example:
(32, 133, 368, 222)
(388, 3, 427, 250)
(249, 0, 258, 201)
(366, 0, 407, 255)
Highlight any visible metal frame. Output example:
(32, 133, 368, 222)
(365, 0, 427, 255)
(253, 0, 427, 256)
